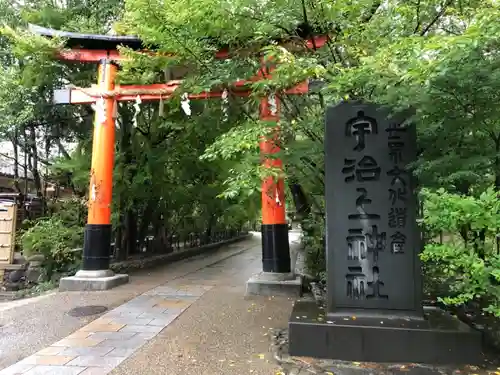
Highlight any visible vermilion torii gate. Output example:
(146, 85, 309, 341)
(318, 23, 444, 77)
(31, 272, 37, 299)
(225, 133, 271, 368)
(30, 24, 327, 290)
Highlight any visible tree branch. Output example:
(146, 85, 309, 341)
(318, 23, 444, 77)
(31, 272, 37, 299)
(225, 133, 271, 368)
(414, 0, 422, 34)
(420, 0, 453, 36)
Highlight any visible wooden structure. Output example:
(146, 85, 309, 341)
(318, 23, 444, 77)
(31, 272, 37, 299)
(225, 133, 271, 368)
(0, 203, 17, 279)
(30, 24, 327, 279)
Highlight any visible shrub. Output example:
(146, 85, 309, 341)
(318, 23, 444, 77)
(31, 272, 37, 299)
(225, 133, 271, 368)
(47, 197, 87, 227)
(420, 187, 500, 316)
(20, 216, 83, 279)
(301, 212, 326, 281)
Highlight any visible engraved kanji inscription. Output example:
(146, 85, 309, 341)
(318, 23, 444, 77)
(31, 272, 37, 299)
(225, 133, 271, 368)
(366, 225, 386, 262)
(390, 231, 407, 254)
(388, 139, 405, 164)
(387, 166, 407, 185)
(389, 186, 407, 205)
(347, 229, 367, 260)
(342, 156, 381, 183)
(345, 110, 378, 151)
(389, 207, 407, 228)
(326, 103, 419, 311)
(385, 122, 407, 138)
(346, 266, 367, 300)
(348, 188, 381, 220)
(367, 266, 388, 299)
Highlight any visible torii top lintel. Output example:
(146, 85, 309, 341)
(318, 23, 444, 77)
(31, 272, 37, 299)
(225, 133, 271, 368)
(28, 24, 328, 63)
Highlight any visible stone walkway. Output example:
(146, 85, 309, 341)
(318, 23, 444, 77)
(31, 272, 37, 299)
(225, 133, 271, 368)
(1, 284, 212, 374)
(0, 234, 295, 375)
(0, 236, 263, 373)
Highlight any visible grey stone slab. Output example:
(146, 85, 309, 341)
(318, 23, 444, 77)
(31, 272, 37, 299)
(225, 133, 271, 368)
(59, 347, 114, 357)
(96, 338, 147, 350)
(138, 312, 171, 320)
(161, 308, 184, 315)
(174, 290, 207, 297)
(24, 366, 87, 375)
(79, 368, 114, 375)
(109, 317, 153, 326)
(133, 332, 158, 340)
(112, 306, 166, 314)
(324, 102, 421, 313)
(59, 274, 129, 292)
(66, 356, 126, 367)
(106, 348, 136, 357)
(144, 287, 178, 296)
(103, 311, 141, 319)
(119, 325, 164, 334)
(148, 316, 177, 326)
(0, 363, 34, 375)
(121, 299, 157, 308)
(87, 332, 137, 341)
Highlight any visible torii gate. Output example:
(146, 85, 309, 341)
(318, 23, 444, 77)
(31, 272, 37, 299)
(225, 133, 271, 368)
(29, 24, 327, 290)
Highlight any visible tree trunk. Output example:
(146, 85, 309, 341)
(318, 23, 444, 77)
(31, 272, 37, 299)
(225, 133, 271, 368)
(10, 133, 22, 194)
(288, 179, 311, 220)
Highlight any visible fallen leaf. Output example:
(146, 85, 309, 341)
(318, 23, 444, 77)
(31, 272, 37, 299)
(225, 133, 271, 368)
(353, 362, 361, 366)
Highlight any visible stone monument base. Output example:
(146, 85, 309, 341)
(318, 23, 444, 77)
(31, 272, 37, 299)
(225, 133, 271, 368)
(246, 272, 302, 297)
(288, 300, 482, 365)
(59, 269, 129, 292)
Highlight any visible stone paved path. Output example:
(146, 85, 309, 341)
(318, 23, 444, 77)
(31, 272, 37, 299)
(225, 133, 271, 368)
(0, 236, 261, 374)
(0, 234, 295, 375)
(1, 284, 213, 374)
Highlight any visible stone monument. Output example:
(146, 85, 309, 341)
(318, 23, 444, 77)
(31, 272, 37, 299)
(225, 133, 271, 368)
(288, 101, 482, 364)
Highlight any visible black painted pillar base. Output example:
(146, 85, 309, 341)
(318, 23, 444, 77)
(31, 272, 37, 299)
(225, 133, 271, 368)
(261, 224, 291, 273)
(82, 224, 113, 271)
(58, 223, 129, 291)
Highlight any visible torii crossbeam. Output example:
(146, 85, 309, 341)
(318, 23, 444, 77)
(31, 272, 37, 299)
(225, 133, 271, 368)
(30, 24, 326, 291)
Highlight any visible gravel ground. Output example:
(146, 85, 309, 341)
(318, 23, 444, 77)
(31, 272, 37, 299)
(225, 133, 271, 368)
(0, 237, 256, 370)
(110, 238, 295, 375)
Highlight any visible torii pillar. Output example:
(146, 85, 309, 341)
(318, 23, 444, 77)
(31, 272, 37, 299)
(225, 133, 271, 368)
(245, 61, 302, 297)
(59, 59, 129, 291)
(259, 94, 291, 273)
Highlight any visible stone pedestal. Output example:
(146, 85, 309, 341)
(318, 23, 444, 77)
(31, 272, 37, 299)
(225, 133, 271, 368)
(246, 231, 303, 297)
(59, 269, 128, 292)
(289, 301, 482, 364)
(246, 271, 302, 297)
(288, 102, 482, 365)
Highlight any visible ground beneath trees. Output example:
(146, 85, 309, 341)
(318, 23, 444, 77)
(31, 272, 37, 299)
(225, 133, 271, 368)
(1, 235, 498, 375)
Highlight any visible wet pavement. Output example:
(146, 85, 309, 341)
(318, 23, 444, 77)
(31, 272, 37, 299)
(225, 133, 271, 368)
(0, 237, 257, 371)
(109, 234, 298, 375)
(2, 230, 497, 375)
